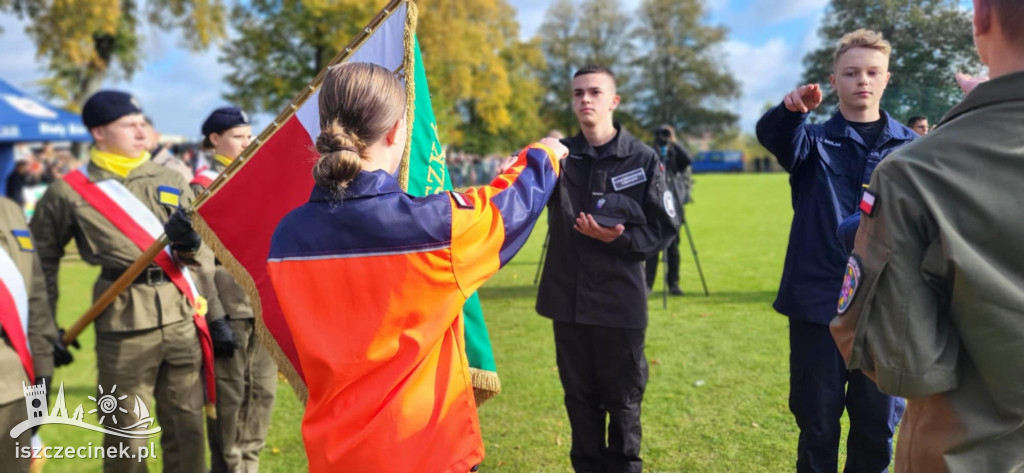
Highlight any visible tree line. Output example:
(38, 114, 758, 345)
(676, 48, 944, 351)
(1, 0, 980, 155)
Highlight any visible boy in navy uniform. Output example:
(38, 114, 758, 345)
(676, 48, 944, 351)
(756, 30, 916, 473)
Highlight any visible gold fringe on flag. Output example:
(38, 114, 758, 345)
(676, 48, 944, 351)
(470, 368, 502, 406)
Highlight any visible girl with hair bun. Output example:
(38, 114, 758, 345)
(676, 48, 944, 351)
(267, 62, 566, 472)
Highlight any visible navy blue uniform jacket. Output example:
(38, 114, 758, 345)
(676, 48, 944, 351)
(757, 104, 916, 325)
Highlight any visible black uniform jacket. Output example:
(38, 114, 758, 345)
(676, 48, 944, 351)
(536, 124, 679, 329)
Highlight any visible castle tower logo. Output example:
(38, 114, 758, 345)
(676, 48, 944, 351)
(23, 379, 47, 420)
(9, 380, 161, 439)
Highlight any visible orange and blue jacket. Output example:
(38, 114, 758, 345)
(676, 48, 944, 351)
(267, 143, 560, 473)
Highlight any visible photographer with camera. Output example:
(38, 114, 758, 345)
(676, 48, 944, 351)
(644, 124, 692, 296)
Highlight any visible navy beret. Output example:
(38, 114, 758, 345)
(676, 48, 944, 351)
(81, 90, 143, 128)
(202, 106, 250, 136)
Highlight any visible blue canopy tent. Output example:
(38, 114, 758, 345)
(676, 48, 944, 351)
(0, 78, 91, 196)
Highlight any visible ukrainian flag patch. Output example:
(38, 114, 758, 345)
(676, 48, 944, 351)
(158, 186, 182, 207)
(12, 229, 34, 252)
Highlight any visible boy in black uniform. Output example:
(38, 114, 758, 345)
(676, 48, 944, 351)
(536, 65, 679, 473)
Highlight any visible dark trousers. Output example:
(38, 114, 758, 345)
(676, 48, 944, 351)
(645, 236, 680, 288)
(789, 319, 904, 473)
(553, 321, 647, 473)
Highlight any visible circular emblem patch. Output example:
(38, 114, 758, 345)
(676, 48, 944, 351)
(596, 197, 606, 209)
(837, 255, 862, 314)
(663, 190, 677, 219)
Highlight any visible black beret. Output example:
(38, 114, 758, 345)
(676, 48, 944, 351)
(202, 106, 250, 136)
(82, 90, 144, 128)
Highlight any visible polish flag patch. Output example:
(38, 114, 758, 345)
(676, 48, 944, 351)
(859, 190, 878, 217)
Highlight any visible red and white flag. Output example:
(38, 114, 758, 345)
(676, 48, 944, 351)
(193, 1, 414, 396)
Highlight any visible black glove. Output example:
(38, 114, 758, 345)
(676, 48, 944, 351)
(164, 208, 202, 253)
(164, 208, 202, 266)
(53, 328, 79, 367)
(208, 317, 237, 359)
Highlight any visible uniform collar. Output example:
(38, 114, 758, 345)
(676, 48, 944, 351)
(939, 70, 1024, 127)
(212, 154, 234, 168)
(309, 169, 404, 202)
(86, 160, 161, 182)
(207, 158, 227, 174)
(823, 108, 917, 149)
(568, 122, 639, 160)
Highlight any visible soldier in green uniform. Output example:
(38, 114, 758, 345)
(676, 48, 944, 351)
(831, 1, 1024, 471)
(194, 106, 278, 473)
(0, 196, 64, 473)
(30, 90, 218, 473)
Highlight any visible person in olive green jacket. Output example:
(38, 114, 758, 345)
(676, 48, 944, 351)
(831, 1, 1024, 471)
(30, 90, 220, 473)
(193, 107, 278, 473)
(0, 196, 65, 473)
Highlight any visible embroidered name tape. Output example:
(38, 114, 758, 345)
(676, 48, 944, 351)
(611, 168, 646, 191)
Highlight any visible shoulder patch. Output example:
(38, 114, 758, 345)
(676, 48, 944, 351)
(449, 191, 474, 210)
(157, 185, 181, 208)
(11, 229, 34, 252)
(837, 255, 862, 314)
(662, 190, 677, 219)
(859, 190, 878, 217)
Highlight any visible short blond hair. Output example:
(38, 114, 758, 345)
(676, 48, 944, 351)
(833, 29, 891, 69)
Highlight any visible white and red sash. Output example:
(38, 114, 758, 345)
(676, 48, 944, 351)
(0, 245, 33, 381)
(63, 167, 216, 403)
(190, 167, 219, 189)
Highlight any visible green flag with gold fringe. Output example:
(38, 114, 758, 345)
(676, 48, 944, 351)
(404, 37, 500, 404)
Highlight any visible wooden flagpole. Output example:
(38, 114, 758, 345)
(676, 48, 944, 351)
(62, 0, 412, 345)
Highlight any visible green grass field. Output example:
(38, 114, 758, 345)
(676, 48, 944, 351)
(37, 173, 860, 472)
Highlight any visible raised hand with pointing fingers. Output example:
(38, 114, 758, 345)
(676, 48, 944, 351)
(783, 84, 823, 113)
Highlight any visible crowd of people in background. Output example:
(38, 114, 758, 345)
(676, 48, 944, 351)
(5, 143, 80, 205)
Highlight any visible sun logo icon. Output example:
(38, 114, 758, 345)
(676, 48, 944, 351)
(88, 385, 128, 425)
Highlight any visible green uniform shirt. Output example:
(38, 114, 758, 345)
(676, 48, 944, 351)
(832, 70, 1024, 472)
(30, 161, 223, 333)
(0, 197, 56, 404)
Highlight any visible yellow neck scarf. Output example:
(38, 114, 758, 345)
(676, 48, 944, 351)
(90, 148, 151, 178)
(213, 153, 234, 167)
